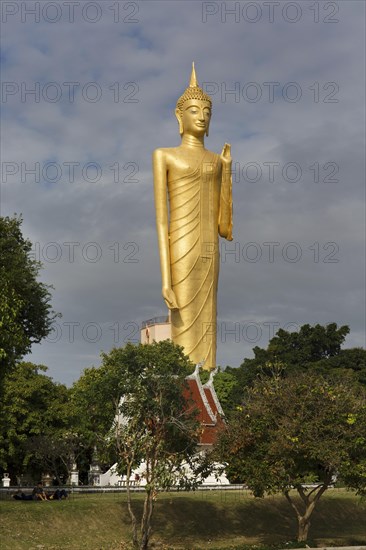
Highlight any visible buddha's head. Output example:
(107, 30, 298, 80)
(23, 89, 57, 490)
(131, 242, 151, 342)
(175, 63, 212, 137)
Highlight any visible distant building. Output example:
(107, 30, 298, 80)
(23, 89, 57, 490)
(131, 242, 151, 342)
(140, 315, 171, 344)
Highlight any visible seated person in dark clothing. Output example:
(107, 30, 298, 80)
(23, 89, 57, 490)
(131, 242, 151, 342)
(32, 481, 48, 501)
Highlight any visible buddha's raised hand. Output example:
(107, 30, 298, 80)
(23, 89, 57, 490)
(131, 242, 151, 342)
(220, 143, 232, 167)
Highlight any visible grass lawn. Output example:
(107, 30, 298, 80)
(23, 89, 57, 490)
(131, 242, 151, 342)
(0, 488, 365, 549)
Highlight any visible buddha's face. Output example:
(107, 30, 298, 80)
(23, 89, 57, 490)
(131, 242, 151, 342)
(176, 99, 211, 137)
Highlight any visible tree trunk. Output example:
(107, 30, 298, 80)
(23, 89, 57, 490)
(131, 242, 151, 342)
(298, 516, 311, 542)
(125, 464, 138, 548)
(284, 484, 329, 543)
(140, 490, 153, 550)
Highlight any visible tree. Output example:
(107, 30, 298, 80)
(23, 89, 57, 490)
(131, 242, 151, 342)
(0, 362, 69, 483)
(0, 215, 56, 387)
(239, 323, 350, 386)
(25, 432, 85, 485)
(102, 341, 205, 550)
(216, 370, 366, 542)
(1, 360, 112, 486)
(69, 364, 119, 482)
(311, 347, 366, 387)
(222, 324, 366, 410)
(268, 323, 350, 362)
(70, 362, 118, 442)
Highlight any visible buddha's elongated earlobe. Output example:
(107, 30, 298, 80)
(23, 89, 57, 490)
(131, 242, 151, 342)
(175, 108, 184, 135)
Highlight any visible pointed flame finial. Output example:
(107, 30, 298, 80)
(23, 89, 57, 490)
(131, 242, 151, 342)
(189, 61, 198, 87)
(176, 63, 212, 114)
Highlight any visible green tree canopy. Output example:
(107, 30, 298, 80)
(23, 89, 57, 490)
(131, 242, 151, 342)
(0, 215, 56, 387)
(221, 324, 365, 411)
(311, 347, 366, 386)
(240, 323, 350, 384)
(0, 362, 70, 483)
(70, 364, 117, 445)
(69, 363, 120, 477)
(216, 370, 366, 542)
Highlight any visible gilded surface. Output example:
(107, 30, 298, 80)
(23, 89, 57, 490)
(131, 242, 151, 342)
(153, 64, 233, 370)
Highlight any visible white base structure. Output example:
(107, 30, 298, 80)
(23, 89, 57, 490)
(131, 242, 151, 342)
(99, 460, 229, 487)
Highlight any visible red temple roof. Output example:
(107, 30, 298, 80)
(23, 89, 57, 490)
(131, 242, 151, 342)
(184, 366, 225, 446)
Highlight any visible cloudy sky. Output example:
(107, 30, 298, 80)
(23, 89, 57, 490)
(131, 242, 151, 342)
(1, 0, 365, 386)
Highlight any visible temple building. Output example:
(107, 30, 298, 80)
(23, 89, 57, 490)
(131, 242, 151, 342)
(98, 317, 229, 486)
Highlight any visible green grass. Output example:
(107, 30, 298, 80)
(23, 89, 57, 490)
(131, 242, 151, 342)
(0, 489, 365, 549)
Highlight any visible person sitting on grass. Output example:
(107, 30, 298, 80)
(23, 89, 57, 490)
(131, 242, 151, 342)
(32, 481, 48, 501)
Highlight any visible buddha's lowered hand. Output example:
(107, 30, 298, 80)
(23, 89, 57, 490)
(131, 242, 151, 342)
(162, 286, 179, 310)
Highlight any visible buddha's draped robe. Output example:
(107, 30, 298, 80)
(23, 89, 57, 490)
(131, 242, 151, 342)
(168, 150, 222, 371)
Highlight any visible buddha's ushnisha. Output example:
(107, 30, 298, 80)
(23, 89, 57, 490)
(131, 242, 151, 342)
(153, 63, 233, 371)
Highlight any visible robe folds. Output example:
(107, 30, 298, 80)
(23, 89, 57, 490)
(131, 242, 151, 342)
(168, 150, 222, 371)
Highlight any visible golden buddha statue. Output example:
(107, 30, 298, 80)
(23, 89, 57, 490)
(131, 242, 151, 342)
(153, 63, 233, 371)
